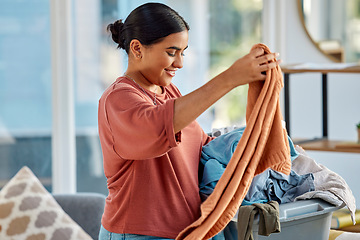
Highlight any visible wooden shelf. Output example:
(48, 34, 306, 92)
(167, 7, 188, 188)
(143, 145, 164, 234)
(281, 63, 360, 74)
(294, 139, 360, 154)
(281, 63, 360, 153)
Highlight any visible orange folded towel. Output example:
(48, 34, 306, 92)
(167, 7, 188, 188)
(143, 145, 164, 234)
(176, 43, 291, 240)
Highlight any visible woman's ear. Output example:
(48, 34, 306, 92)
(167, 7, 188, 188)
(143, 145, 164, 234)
(129, 39, 143, 59)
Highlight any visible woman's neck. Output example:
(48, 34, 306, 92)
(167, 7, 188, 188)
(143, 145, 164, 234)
(124, 71, 159, 94)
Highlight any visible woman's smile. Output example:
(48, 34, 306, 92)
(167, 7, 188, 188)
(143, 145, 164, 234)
(165, 68, 177, 77)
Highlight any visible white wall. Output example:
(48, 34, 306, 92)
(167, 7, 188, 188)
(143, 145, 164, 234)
(263, 0, 360, 208)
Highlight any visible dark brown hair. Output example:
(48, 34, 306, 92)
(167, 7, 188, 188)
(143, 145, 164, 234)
(107, 2, 190, 54)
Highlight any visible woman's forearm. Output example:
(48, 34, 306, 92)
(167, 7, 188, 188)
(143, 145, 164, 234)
(173, 70, 235, 133)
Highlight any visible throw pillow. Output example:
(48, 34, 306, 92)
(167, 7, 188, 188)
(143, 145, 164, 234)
(0, 166, 92, 240)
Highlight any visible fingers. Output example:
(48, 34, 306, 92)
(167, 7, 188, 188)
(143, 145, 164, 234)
(254, 51, 281, 76)
(258, 59, 281, 72)
(250, 46, 278, 59)
(230, 47, 281, 85)
(251, 47, 265, 57)
(256, 52, 279, 65)
(250, 47, 280, 70)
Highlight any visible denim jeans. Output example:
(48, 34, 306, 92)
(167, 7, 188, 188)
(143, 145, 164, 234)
(98, 225, 174, 240)
(98, 225, 227, 240)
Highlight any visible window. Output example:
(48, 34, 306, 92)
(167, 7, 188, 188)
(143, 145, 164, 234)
(209, 0, 263, 129)
(0, 0, 52, 190)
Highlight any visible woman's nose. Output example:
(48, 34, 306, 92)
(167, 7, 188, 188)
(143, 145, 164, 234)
(173, 54, 184, 69)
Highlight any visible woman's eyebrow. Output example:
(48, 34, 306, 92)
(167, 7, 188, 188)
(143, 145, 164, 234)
(166, 45, 188, 51)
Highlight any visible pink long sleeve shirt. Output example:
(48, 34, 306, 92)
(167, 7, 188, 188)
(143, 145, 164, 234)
(98, 76, 212, 238)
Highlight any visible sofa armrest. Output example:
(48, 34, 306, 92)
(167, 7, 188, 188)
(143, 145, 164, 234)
(53, 192, 106, 240)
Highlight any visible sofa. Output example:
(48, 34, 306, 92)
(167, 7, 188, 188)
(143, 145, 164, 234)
(53, 192, 106, 240)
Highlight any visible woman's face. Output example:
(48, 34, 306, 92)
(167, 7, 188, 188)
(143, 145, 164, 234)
(139, 30, 189, 87)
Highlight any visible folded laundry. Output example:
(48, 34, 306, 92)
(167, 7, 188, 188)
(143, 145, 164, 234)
(199, 126, 313, 206)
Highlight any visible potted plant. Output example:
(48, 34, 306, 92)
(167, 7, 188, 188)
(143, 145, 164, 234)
(357, 122, 360, 143)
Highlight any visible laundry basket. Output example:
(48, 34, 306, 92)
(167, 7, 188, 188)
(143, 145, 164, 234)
(233, 199, 341, 240)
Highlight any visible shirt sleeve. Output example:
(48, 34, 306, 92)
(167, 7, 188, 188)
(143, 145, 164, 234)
(202, 130, 214, 146)
(104, 86, 180, 160)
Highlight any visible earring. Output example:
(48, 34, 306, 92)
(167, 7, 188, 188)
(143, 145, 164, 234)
(137, 54, 142, 59)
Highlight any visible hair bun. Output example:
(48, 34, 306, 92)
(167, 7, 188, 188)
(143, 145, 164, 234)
(107, 19, 126, 49)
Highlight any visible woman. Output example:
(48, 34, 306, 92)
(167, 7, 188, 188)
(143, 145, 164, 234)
(98, 2, 280, 240)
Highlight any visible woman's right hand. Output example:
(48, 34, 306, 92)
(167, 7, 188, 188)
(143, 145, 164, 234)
(225, 46, 281, 88)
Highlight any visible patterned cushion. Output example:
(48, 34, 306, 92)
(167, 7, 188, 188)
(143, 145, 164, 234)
(0, 166, 91, 240)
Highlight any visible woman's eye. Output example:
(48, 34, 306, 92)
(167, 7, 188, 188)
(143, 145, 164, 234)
(166, 51, 185, 57)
